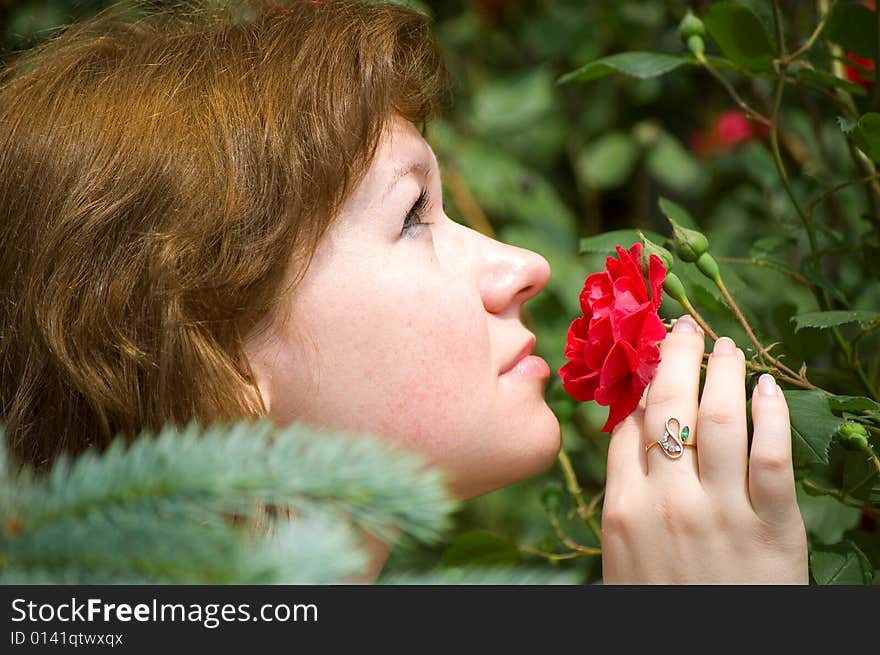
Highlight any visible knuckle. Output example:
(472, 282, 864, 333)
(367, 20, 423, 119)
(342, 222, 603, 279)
(750, 451, 792, 476)
(699, 406, 740, 428)
(601, 500, 635, 539)
(647, 386, 682, 410)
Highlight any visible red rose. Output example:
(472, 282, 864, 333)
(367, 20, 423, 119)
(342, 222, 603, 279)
(845, 53, 875, 90)
(559, 243, 667, 434)
(844, 0, 876, 90)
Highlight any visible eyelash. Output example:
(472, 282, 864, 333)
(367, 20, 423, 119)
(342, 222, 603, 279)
(400, 188, 434, 237)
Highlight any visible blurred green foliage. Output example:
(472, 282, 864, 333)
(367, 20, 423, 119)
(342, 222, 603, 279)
(3, 0, 879, 584)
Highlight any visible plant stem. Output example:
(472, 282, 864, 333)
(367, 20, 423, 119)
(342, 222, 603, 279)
(805, 174, 880, 219)
(783, 0, 838, 64)
(695, 52, 772, 127)
(770, 76, 819, 268)
(518, 544, 595, 562)
(443, 164, 495, 239)
(715, 256, 816, 290)
(714, 275, 812, 385)
(556, 447, 602, 543)
(801, 479, 880, 519)
(673, 297, 719, 341)
(548, 513, 602, 556)
(849, 338, 880, 400)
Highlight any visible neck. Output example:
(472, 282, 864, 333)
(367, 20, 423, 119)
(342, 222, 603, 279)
(359, 529, 392, 582)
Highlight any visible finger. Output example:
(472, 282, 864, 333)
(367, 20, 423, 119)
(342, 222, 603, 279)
(606, 385, 649, 489)
(696, 337, 749, 494)
(643, 315, 704, 479)
(748, 374, 799, 524)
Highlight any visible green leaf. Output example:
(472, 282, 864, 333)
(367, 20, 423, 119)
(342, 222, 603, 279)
(794, 67, 868, 97)
(646, 133, 703, 192)
(791, 310, 880, 332)
(469, 68, 555, 135)
(448, 137, 577, 250)
(852, 113, 880, 165)
(440, 530, 521, 568)
(825, 2, 877, 59)
(703, 2, 776, 73)
(579, 229, 667, 256)
(842, 451, 879, 501)
(784, 390, 846, 466)
(810, 541, 874, 585)
(658, 196, 699, 229)
(797, 486, 861, 544)
(829, 395, 880, 413)
(575, 132, 640, 189)
(558, 52, 688, 85)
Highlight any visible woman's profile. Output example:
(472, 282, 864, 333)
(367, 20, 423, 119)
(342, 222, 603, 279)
(0, 0, 808, 583)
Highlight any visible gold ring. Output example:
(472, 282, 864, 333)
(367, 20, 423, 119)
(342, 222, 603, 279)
(645, 416, 694, 459)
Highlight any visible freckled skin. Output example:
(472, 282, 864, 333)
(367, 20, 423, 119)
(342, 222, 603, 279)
(245, 117, 560, 499)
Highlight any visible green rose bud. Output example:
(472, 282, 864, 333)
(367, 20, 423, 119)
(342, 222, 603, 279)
(687, 34, 705, 56)
(678, 10, 706, 41)
(662, 271, 688, 306)
(638, 230, 674, 271)
(695, 252, 722, 285)
(838, 421, 870, 451)
(541, 484, 564, 514)
(668, 217, 709, 262)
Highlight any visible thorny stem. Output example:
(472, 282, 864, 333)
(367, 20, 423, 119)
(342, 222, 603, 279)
(715, 276, 814, 387)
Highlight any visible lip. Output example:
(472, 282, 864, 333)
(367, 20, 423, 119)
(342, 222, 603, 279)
(499, 335, 538, 376)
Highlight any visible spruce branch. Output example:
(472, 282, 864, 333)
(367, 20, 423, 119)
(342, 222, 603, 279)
(0, 421, 458, 583)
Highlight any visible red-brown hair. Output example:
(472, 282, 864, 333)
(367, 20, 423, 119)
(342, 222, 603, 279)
(0, 0, 448, 469)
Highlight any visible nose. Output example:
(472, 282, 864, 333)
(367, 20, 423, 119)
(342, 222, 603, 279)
(477, 235, 551, 315)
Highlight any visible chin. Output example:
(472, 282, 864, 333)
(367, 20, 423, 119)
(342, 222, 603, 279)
(452, 404, 562, 500)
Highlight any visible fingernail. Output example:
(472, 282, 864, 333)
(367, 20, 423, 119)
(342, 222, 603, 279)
(713, 336, 736, 354)
(672, 316, 696, 333)
(758, 373, 778, 396)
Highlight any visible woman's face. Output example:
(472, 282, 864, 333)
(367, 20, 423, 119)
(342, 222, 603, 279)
(245, 116, 560, 499)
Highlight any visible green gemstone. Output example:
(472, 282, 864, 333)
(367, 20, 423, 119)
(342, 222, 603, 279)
(681, 426, 690, 441)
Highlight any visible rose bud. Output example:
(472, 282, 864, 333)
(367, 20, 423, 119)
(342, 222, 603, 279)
(678, 9, 705, 41)
(661, 271, 689, 306)
(668, 217, 709, 262)
(695, 251, 722, 285)
(838, 421, 870, 451)
(638, 230, 674, 272)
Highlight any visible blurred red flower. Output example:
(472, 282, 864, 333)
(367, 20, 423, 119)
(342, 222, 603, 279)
(690, 110, 761, 157)
(559, 243, 667, 434)
(844, 0, 875, 90)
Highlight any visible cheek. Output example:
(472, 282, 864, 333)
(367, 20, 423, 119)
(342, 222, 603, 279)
(297, 267, 491, 451)
(361, 284, 489, 446)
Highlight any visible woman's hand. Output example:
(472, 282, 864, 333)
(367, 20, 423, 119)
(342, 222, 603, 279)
(600, 314, 808, 584)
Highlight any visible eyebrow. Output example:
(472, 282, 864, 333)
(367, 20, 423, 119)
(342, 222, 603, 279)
(382, 160, 431, 201)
